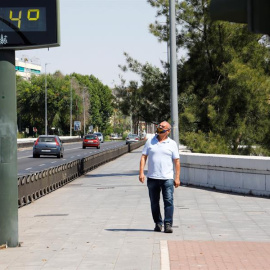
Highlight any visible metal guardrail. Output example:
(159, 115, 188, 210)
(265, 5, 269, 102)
(17, 140, 145, 207)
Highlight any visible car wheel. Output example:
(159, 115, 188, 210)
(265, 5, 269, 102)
(97, 145, 100, 149)
(57, 153, 61, 158)
(33, 154, 39, 158)
(83, 146, 86, 149)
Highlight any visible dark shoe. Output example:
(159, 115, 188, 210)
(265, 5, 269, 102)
(164, 223, 173, 233)
(154, 223, 162, 232)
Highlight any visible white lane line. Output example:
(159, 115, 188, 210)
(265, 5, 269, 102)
(64, 147, 82, 151)
(160, 240, 170, 270)
(51, 161, 57, 164)
(25, 168, 32, 171)
(39, 164, 46, 167)
(18, 155, 32, 160)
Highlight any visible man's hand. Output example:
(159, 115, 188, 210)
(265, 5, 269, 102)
(139, 154, 147, 184)
(139, 173, 145, 183)
(174, 178, 180, 188)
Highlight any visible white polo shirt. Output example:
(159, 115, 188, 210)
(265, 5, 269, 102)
(142, 135, 180, 180)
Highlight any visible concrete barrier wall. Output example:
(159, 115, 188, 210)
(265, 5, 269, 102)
(180, 152, 270, 197)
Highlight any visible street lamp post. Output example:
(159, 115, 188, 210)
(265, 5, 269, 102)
(169, 0, 179, 148)
(70, 77, 73, 136)
(45, 63, 50, 135)
(83, 87, 86, 135)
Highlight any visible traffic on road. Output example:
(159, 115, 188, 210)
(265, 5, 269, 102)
(17, 140, 126, 176)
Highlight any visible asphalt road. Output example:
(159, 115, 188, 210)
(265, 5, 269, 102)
(17, 140, 126, 176)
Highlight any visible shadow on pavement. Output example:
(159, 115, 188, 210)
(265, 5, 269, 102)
(85, 170, 145, 178)
(105, 229, 153, 232)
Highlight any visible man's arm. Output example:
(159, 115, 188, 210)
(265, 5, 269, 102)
(173, 158, 180, 188)
(139, 154, 148, 183)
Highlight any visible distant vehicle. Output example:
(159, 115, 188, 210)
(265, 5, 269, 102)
(110, 134, 118, 140)
(83, 134, 100, 149)
(126, 134, 140, 144)
(33, 135, 64, 158)
(93, 132, 104, 143)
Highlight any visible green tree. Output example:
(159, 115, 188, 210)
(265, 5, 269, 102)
(115, 53, 171, 131)
(116, 0, 270, 155)
(17, 72, 113, 136)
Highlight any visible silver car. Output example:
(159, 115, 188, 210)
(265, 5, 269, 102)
(126, 134, 139, 144)
(93, 132, 104, 143)
(33, 135, 64, 158)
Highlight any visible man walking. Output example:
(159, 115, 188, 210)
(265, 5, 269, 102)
(139, 121, 180, 233)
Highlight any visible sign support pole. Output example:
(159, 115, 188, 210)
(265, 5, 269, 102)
(0, 50, 18, 247)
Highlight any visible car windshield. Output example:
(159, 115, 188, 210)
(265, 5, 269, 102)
(39, 137, 55, 142)
(95, 133, 101, 136)
(85, 135, 96, 139)
(128, 134, 138, 138)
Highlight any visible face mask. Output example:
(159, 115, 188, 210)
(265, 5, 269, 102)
(156, 127, 170, 134)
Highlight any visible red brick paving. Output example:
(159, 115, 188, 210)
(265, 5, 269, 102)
(168, 241, 270, 270)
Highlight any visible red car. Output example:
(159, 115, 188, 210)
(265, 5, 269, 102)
(82, 134, 100, 149)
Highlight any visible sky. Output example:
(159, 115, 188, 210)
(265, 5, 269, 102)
(16, 0, 169, 88)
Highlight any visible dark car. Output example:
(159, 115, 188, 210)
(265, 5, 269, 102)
(93, 132, 104, 143)
(126, 134, 140, 144)
(33, 135, 64, 158)
(83, 134, 100, 149)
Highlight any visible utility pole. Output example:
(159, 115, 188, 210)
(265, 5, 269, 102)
(70, 77, 73, 136)
(45, 63, 49, 135)
(169, 0, 179, 148)
(83, 87, 87, 135)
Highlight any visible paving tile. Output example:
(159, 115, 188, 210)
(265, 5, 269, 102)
(1, 148, 270, 269)
(168, 241, 270, 270)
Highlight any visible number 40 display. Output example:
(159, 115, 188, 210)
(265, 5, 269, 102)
(0, 0, 59, 50)
(10, 9, 40, 29)
(0, 8, 46, 32)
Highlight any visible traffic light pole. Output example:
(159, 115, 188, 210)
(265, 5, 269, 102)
(0, 50, 19, 247)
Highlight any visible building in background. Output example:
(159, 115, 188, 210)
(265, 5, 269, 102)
(15, 56, 42, 80)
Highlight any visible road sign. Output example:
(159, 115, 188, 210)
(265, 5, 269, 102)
(74, 121, 81, 131)
(0, 0, 60, 50)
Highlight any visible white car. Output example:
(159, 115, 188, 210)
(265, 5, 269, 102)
(126, 134, 140, 144)
(93, 132, 104, 143)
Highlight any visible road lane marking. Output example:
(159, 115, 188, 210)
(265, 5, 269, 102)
(18, 155, 32, 159)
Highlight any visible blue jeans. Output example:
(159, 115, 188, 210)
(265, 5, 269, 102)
(147, 178, 174, 226)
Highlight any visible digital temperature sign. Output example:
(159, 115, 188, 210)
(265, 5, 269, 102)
(0, 0, 60, 50)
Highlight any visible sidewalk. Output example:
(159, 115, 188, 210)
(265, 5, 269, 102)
(1, 147, 270, 269)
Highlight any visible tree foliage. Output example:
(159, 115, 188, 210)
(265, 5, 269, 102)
(115, 0, 270, 155)
(114, 53, 171, 132)
(17, 72, 113, 136)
